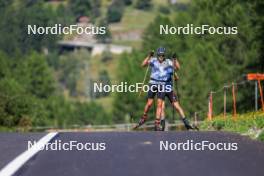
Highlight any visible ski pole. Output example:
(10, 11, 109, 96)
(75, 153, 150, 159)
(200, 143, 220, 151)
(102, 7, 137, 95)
(138, 50, 154, 98)
(172, 70, 175, 122)
(138, 64, 150, 98)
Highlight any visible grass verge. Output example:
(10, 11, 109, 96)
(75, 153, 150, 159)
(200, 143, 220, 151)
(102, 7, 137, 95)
(200, 111, 264, 141)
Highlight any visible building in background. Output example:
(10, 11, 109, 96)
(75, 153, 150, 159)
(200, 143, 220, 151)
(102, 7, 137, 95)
(58, 16, 132, 56)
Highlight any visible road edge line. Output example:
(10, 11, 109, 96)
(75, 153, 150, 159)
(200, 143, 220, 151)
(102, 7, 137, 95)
(0, 132, 58, 176)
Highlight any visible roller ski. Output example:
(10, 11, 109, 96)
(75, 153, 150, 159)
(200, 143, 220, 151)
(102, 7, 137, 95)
(133, 114, 148, 129)
(182, 118, 199, 131)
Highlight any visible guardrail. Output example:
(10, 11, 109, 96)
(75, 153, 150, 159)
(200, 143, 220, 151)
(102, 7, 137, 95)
(31, 120, 203, 132)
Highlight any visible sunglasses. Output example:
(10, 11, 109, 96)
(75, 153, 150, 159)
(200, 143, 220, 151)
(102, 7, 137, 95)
(158, 54, 165, 57)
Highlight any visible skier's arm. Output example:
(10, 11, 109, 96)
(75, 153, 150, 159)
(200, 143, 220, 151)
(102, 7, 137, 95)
(172, 53, 180, 70)
(141, 50, 154, 67)
(174, 59, 180, 70)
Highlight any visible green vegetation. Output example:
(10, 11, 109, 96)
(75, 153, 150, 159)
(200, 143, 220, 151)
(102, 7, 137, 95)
(96, 18, 112, 43)
(107, 0, 125, 23)
(68, 0, 101, 21)
(112, 0, 264, 122)
(0, 1, 111, 130)
(0, 0, 263, 131)
(200, 112, 264, 141)
(0, 50, 111, 130)
(110, 7, 156, 32)
(135, 0, 152, 10)
(258, 131, 264, 142)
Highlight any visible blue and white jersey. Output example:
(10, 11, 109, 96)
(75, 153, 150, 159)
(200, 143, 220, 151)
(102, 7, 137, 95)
(149, 57, 174, 85)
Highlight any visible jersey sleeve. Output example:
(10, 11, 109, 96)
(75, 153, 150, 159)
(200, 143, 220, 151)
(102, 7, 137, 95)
(149, 57, 156, 66)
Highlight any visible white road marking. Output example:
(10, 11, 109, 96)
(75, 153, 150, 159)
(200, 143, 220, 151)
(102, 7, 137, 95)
(0, 132, 58, 176)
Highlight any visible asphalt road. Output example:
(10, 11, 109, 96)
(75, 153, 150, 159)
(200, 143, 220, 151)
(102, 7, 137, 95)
(2, 131, 261, 176)
(0, 133, 45, 170)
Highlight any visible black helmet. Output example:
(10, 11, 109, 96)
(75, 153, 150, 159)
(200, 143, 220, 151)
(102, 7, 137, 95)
(157, 47, 165, 56)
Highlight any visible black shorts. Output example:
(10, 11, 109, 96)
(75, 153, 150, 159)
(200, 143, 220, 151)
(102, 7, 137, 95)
(147, 84, 178, 103)
(147, 84, 164, 99)
(165, 91, 178, 103)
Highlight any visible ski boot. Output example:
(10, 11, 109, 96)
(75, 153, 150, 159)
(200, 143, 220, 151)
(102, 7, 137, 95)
(133, 113, 148, 129)
(161, 119, 166, 131)
(182, 118, 194, 130)
(154, 119, 162, 131)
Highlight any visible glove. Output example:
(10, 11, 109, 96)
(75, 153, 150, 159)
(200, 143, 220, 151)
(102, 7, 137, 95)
(149, 50, 154, 57)
(172, 53, 178, 59)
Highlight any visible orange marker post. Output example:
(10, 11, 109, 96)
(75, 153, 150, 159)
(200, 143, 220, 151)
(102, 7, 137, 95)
(232, 83, 237, 119)
(223, 87, 227, 119)
(247, 73, 264, 112)
(258, 80, 264, 111)
(207, 92, 213, 121)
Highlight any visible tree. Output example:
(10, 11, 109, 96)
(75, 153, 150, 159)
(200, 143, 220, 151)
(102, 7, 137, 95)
(0, 51, 10, 79)
(123, 0, 133, 6)
(96, 18, 112, 43)
(107, 0, 125, 23)
(0, 1, 61, 56)
(13, 52, 56, 99)
(68, 0, 92, 17)
(112, 52, 147, 122)
(135, 0, 152, 10)
(73, 101, 111, 125)
(98, 70, 111, 97)
(58, 50, 90, 96)
(27, 53, 56, 98)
